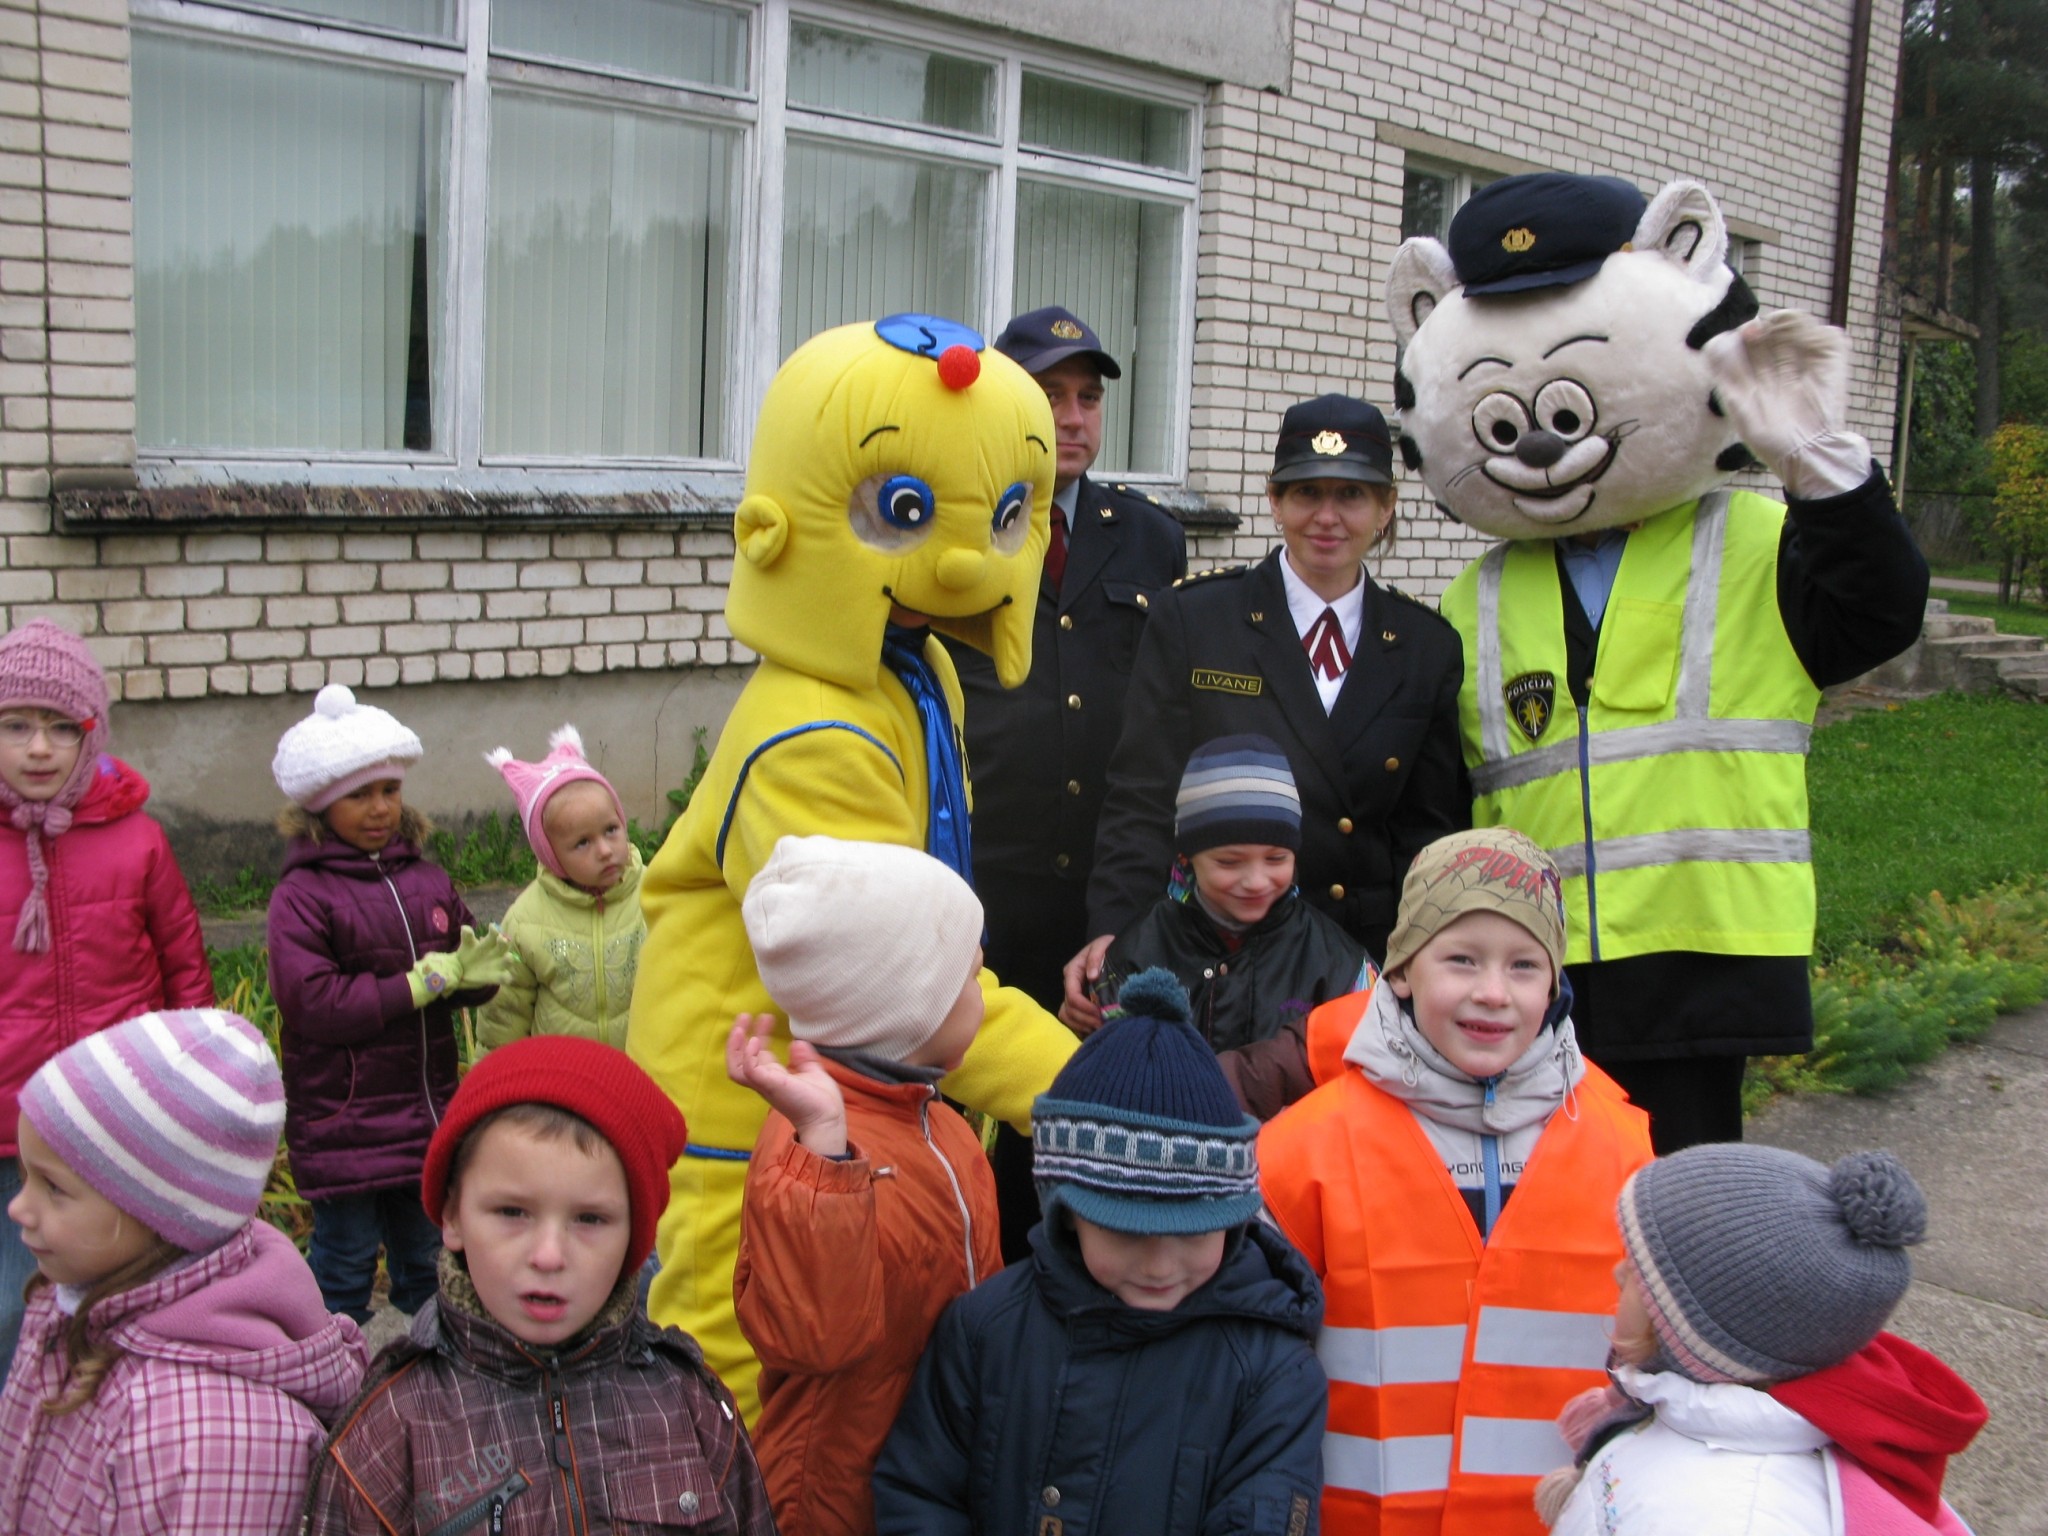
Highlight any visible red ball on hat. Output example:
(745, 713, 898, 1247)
(422, 1036, 687, 1276)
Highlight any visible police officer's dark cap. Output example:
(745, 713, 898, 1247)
(1448, 172, 1647, 296)
(1270, 395, 1393, 486)
(993, 305, 1122, 380)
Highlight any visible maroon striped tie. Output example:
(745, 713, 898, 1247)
(1304, 607, 1351, 682)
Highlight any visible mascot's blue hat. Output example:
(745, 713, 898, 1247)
(1450, 172, 1646, 295)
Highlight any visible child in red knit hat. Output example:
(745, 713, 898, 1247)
(306, 1036, 774, 1536)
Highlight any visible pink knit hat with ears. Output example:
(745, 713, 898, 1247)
(484, 725, 626, 880)
(0, 619, 112, 953)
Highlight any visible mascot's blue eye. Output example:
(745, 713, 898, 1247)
(993, 482, 1029, 534)
(878, 474, 936, 529)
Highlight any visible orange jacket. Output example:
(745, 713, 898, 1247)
(1261, 989, 1652, 1536)
(734, 1061, 1001, 1536)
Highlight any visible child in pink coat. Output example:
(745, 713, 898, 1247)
(0, 620, 213, 1374)
(0, 1008, 367, 1536)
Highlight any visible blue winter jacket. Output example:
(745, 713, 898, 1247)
(873, 1215, 1327, 1536)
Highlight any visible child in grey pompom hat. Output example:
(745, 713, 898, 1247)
(1537, 1144, 1988, 1535)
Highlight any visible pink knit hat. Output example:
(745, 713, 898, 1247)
(484, 724, 626, 880)
(0, 619, 112, 952)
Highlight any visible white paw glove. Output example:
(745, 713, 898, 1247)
(1703, 308, 1873, 500)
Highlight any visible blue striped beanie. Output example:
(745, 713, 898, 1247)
(1033, 969, 1261, 1236)
(19, 1009, 284, 1253)
(1175, 734, 1301, 854)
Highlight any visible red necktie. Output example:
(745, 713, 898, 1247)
(1045, 506, 1068, 592)
(1304, 606, 1351, 682)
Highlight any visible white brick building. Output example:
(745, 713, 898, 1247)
(0, 0, 1900, 860)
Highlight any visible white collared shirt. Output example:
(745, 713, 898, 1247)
(1278, 550, 1365, 713)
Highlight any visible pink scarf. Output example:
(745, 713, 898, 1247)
(3, 745, 102, 953)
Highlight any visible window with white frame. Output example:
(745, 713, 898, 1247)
(127, 0, 1201, 483)
(1399, 157, 1494, 244)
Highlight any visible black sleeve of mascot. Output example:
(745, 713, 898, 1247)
(1775, 465, 1931, 689)
(1087, 585, 1195, 938)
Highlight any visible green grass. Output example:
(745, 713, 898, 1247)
(1808, 692, 2048, 959)
(1926, 559, 2005, 584)
(1938, 593, 2048, 638)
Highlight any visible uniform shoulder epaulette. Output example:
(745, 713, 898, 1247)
(1384, 582, 1455, 626)
(1171, 563, 1250, 589)
(1110, 482, 1167, 508)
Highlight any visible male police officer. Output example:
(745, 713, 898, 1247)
(942, 306, 1185, 1256)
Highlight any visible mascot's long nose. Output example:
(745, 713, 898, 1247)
(936, 547, 989, 590)
(1515, 430, 1570, 469)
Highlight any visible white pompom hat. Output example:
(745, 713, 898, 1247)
(272, 683, 424, 811)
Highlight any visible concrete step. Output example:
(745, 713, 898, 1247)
(1922, 613, 1998, 640)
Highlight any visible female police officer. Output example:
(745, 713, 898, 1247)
(1064, 394, 1467, 1026)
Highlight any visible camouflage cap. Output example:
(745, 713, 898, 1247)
(1383, 828, 1567, 990)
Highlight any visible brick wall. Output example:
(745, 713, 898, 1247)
(0, 0, 1902, 708)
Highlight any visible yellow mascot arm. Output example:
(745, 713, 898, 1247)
(717, 716, 1076, 1134)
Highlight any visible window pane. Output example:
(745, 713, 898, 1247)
(133, 33, 448, 453)
(788, 22, 992, 135)
(213, 0, 455, 39)
(1020, 74, 1188, 173)
(780, 142, 985, 358)
(1013, 180, 1180, 475)
(485, 94, 736, 458)
(1401, 167, 1450, 241)
(492, 0, 746, 90)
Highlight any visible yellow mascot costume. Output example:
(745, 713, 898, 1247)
(629, 315, 1081, 1419)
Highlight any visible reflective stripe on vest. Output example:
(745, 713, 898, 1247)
(1444, 492, 1821, 963)
(1260, 1021, 1654, 1536)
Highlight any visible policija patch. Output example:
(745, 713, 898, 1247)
(1504, 671, 1555, 743)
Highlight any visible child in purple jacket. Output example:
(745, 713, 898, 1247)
(0, 1008, 367, 1536)
(268, 684, 513, 1322)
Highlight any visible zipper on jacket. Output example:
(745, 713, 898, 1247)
(422, 1470, 531, 1536)
(377, 858, 440, 1128)
(918, 1095, 979, 1288)
(547, 1379, 592, 1536)
(1576, 704, 1600, 962)
(591, 897, 609, 1037)
(1479, 1077, 1502, 1242)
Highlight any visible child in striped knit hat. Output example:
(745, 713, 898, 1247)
(0, 1008, 368, 1536)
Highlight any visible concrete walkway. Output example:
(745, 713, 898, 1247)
(1929, 575, 2003, 595)
(1749, 1004, 2048, 1536)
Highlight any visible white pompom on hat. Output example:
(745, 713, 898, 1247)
(743, 836, 985, 1061)
(272, 683, 424, 811)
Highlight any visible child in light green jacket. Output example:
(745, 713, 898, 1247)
(477, 725, 644, 1052)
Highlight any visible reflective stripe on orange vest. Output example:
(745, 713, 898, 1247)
(1261, 987, 1653, 1536)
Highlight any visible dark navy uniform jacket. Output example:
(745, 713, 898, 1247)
(1088, 548, 1468, 960)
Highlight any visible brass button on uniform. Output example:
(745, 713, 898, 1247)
(1384, 756, 1401, 773)
(1135, 593, 1149, 609)
(1066, 780, 1081, 795)
(1217, 962, 1229, 975)
(1329, 883, 1346, 900)
(1043, 1487, 1062, 1508)
(1059, 614, 1074, 631)
(1337, 816, 1354, 834)
(1066, 693, 1082, 710)
(1055, 853, 1071, 870)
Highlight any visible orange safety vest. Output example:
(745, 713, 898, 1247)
(1261, 989, 1653, 1536)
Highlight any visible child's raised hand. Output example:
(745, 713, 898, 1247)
(725, 1013, 848, 1158)
(453, 923, 517, 989)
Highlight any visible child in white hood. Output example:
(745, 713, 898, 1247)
(1538, 1142, 1987, 1536)
(1260, 828, 1654, 1536)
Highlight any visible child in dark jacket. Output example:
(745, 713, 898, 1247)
(0, 620, 213, 1374)
(875, 968, 1327, 1536)
(1087, 734, 1365, 1118)
(728, 835, 1000, 1536)
(305, 1036, 775, 1536)
(268, 684, 513, 1322)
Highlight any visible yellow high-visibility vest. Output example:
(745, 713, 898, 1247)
(1439, 492, 1820, 964)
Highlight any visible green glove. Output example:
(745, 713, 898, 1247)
(451, 923, 517, 990)
(406, 951, 465, 1008)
